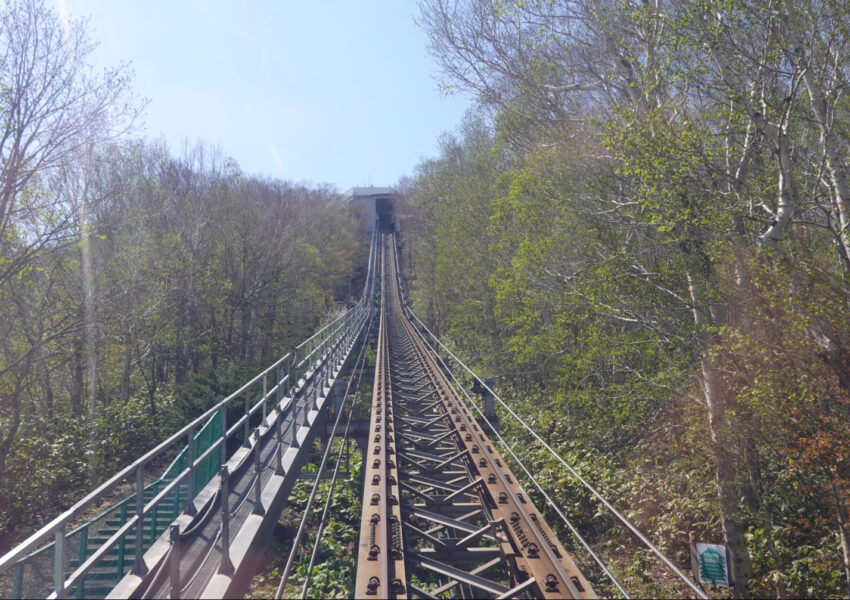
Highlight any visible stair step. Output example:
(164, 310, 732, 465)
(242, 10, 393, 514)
(79, 585, 117, 598)
(70, 547, 136, 563)
(86, 535, 136, 546)
(77, 570, 123, 582)
(69, 554, 134, 570)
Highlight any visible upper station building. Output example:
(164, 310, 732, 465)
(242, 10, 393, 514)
(342, 186, 398, 232)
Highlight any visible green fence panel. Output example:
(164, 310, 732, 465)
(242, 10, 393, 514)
(193, 410, 221, 492)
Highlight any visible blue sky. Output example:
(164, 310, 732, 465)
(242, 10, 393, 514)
(60, 0, 473, 190)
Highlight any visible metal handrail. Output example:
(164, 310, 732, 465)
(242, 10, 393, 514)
(2, 337, 304, 567)
(57, 313, 367, 597)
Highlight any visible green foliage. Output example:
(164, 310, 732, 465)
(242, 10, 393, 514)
(0, 136, 368, 553)
(250, 450, 362, 599)
(1, 416, 89, 535)
(94, 392, 183, 473)
(174, 363, 259, 422)
(402, 17, 850, 584)
(0, 391, 183, 537)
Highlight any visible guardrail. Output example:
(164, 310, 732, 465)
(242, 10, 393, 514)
(8, 412, 222, 599)
(0, 230, 380, 600)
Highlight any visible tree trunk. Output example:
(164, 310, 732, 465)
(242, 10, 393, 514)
(120, 329, 131, 404)
(71, 334, 84, 415)
(701, 355, 753, 597)
(211, 310, 219, 370)
(148, 354, 158, 416)
(0, 379, 25, 482)
(759, 120, 795, 249)
(833, 482, 850, 596)
(240, 301, 250, 362)
(225, 304, 235, 357)
(83, 245, 99, 486)
(34, 333, 54, 419)
(39, 357, 53, 419)
(175, 301, 188, 385)
(689, 273, 753, 596)
(799, 63, 850, 274)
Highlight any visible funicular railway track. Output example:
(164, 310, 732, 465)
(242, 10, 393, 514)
(355, 234, 595, 599)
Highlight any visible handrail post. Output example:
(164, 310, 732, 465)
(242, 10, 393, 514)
(149, 483, 159, 545)
(275, 366, 282, 405)
(219, 406, 227, 466)
(252, 433, 265, 516)
(12, 563, 22, 599)
(335, 336, 341, 369)
(242, 389, 250, 448)
(169, 524, 181, 599)
(218, 467, 234, 575)
(325, 346, 332, 388)
(173, 480, 180, 522)
(287, 352, 293, 396)
(75, 524, 87, 599)
(262, 374, 268, 422)
(336, 336, 348, 369)
(275, 405, 285, 475)
(304, 388, 312, 425)
(185, 425, 196, 516)
(53, 526, 65, 599)
(117, 501, 127, 578)
(132, 466, 146, 575)
(291, 406, 300, 448)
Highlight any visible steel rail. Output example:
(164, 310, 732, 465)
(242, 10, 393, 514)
(388, 235, 631, 598)
(415, 333, 631, 599)
(355, 238, 406, 598)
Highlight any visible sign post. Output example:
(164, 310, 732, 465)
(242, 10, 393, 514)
(690, 540, 732, 588)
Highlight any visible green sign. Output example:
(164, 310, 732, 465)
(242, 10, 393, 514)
(695, 543, 731, 587)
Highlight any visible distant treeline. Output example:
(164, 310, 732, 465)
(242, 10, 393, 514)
(404, 1, 850, 597)
(0, 0, 365, 546)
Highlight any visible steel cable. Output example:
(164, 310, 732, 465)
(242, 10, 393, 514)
(179, 527, 222, 595)
(274, 307, 375, 600)
(408, 310, 708, 599)
(300, 309, 376, 599)
(227, 471, 257, 520)
(415, 332, 630, 598)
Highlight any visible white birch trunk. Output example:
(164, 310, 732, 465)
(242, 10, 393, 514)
(758, 119, 795, 248)
(800, 65, 850, 270)
(688, 273, 753, 597)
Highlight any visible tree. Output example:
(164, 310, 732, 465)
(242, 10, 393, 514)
(0, 0, 136, 482)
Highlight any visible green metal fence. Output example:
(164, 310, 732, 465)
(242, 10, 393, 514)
(10, 411, 222, 599)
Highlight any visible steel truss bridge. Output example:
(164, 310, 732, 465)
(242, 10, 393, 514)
(0, 221, 707, 599)
(352, 234, 593, 599)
